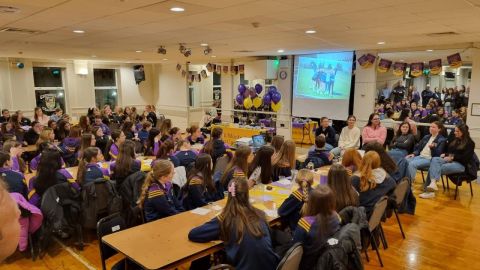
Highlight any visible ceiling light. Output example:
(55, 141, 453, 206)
(400, 59, 405, 62)
(179, 43, 186, 53)
(183, 48, 191, 57)
(204, 46, 212, 55)
(157, 46, 166, 54)
(426, 49, 434, 52)
(73, 30, 85, 34)
(211, 55, 216, 58)
(305, 30, 316, 34)
(135, 50, 142, 53)
(91, 55, 97, 58)
(170, 7, 184, 12)
(377, 41, 385, 45)
(163, 58, 168, 61)
(277, 49, 284, 53)
(200, 43, 208, 46)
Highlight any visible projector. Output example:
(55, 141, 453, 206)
(157, 46, 166, 54)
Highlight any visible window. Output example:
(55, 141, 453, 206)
(94, 69, 118, 108)
(213, 72, 221, 108)
(33, 67, 65, 116)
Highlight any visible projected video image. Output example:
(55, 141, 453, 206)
(293, 52, 353, 100)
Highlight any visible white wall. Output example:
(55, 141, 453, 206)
(354, 51, 377, 125)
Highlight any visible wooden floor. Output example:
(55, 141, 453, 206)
(2, 174, 479, 270)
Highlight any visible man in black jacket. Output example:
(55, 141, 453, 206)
(0, 109, 10, 124)
(24, 121, 42, 145)
(315, 117, 336, 149)
(421, 84, 434, 107)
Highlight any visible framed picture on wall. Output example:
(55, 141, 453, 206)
(471, 103, 480, 116)
(35, 90, 66, 116)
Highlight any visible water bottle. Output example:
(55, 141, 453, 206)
(307, 162, 314, 170)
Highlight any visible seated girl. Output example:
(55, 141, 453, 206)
(220, 145, 251, 190)
(278, 169, 314, 231)
(248, 146, 274, 187)
(153, 140, 180, 167)
(189, 176, 279, 270)
(76, 147, 109, 185)
(341, 148, 362, 175)
(271, 140, 296, 182)
(0, 151, 27, 198)
(182, 154, 223, 210)
(304, 135, 332, 169)
(327, 164, 359, 211)
(186, 125, 205, 145)
(28, 149, 80, 207)
(202, 127, 228, 164)
(106, 130, 126, 161)
(351, 151, 396, 217)
(137, 159, 184, 222)
(174, 140, 197, 168)
(2, 140, 27, 173)
(292, 185, 341, 270)
(389, 121, 415, 158)
(110, 140, 141, 186)
(60, 125, 82, 166)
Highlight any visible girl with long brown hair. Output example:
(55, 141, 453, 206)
(272, 140, 296, 181)
(189, 176, 279, 270)
(153, 140, 180, 167)
(137, 160, 184, 222)
(110, 140, 141, 186)
(221, 145, 252, 189)
(76, 147, 108, 185)
(327, 164, 359, 211)
(278, 169, 314, 231)
(351, 151, 395, 217)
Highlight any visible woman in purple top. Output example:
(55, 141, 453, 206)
(28, 149, 80, 207)
(30, 142, 66, 171)
(106, 130, 125, 161)
(61, 125, 82, 166)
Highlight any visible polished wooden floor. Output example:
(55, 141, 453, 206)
(2, 174, 479, 270)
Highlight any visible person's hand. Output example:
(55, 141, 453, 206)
(247, 179, 256, 189)
(406, 154, 414, 158)
(444, 156, 453, 162)
(440, 153, 445, 158)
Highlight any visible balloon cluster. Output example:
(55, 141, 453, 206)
(236, 84, 282, 112)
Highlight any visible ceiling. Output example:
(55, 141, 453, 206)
(1, 0, 480, 63)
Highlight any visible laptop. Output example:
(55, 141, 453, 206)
(251, 134, 266, 151)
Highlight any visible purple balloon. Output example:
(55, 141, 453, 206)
(238, 84, 246, 94)
(263, 94, 271, 105)
(271, 91, 282, 103)
(236, 94, 244, 104)
(268, 86, 277, 93)
(243, 90, 249, 98)
(249, 89, 257, 98)
(255, 83, 263, 94)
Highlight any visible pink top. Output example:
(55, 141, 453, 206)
(362, 125, 387, 145)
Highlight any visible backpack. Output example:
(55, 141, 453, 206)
(466, 152, 480, 179)
(81, 179, 123, 229)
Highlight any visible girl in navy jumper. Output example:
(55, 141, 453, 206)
(3, 140, 27, 173)
(60, 125, 81, 166)
(189, 176, 279, 270)
(0, 151, 27, 197)
(220, 145, 251, 190)
(278, 169, 314, 231)
(292, 185, 341, 270)
(183, 154, 223, 210)
(174, 140, 197, 168)
(248, 146, 274, 187)
(110, 140, 141, 186)
(327, 164, 359, 211)
(272, 140, 296, 181)
(153, 140, 180, 167)
(137, 159, 184, 222)
(76, 147, 109, 185)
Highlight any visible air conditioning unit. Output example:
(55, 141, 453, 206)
(245, 60, 278, 80)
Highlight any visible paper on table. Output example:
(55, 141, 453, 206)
(190, 207, 211, 215)
(210, 205, 222, 211)
(278, 189, 291, 195)
(277, 179, 292, 186)
(264, 209, 278, 218)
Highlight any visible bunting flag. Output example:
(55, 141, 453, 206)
(188, 74, 194, 83)
(215, 65, 222, 74)
(357, 53, 376, 68)
(206, 63, 213, 72)
(181, 70, 186, 78)
(233, 66, 239, 75)
(392, 62, 407, 77)
(410, 62, 424, 77)
(239, 65, 245, 74)
(201, 70, 207, 79)
(176, 64, 181, 71)
(195, 74, 201, 82)
(223, 66, 229, 74)
(447, 53, 462, 68)
(377, 59, 392, 73)
(429, 59, 442, 75)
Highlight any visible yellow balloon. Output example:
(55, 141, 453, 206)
(243, 97, 253, 109)
(253, 96, 262, 108)
(271, 101, 281, 112)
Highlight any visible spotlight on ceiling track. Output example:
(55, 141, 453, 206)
(179, 43, 186, 53)
(203, 46, 212, 55)
(157, 46, 167, 54)
(183, 48, 192, 57)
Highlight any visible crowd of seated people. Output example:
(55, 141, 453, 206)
(0, 98, 476, 269)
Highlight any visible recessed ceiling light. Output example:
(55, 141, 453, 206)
(163, 58, 168, 61)
(91, 55, 97, 58)
(135, 50, 142, 53)
(200, 43, 208, 46)
(170, 7, 184, 12)
(277, 49, 285, 53)
(400, 59, 405, 62)
(73, 30, 85, 34)
(211, 55, 216, 58)
(377, 41, 385, 45)
(426, 49, 434, 52)
(305, 30, 316, 34)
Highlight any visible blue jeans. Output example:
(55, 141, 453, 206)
(330, 147, 342, 158)
(406, 156, 431, 181)
(389, 149, 408, 161)
(427, 157, 465, 183)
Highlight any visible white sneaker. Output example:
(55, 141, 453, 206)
(426, 181, 438, 192)
(419, 192, 435, 199)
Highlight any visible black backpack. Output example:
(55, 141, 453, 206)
(81, 179, 123, 229)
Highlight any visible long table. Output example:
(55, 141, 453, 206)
(102, 166, 330, 270)
(211, 124, 274, 146)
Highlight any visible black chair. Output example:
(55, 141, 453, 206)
(276, 242, 303, 270)
(97, 213, 142, 270)
(364, 196, 388, 267)
(447, 173, 475, 200)
(391, 178, 409, 239)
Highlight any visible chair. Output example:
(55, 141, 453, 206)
(276, 242, 303, 270)
(447, 173, 475, 200)
(97, 213, 142, 270)
(391, 179, 409, 239)
(364, 196, 388, 267)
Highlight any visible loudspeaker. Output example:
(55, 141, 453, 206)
(133, 65, 145, 84)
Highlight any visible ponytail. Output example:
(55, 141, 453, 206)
(296, 169, 314, 215)
(137, 171, 155, 208)
(137, 159, 173, 208)
(76, 147, 99, 185)
(359, 151, 381, 192)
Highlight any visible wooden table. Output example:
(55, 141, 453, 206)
(102, 166, 331, 270)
